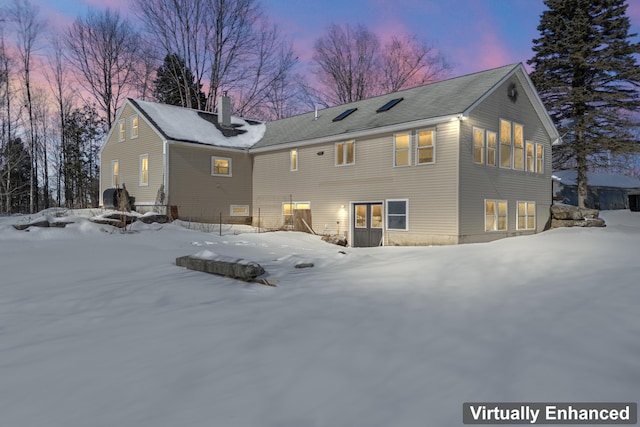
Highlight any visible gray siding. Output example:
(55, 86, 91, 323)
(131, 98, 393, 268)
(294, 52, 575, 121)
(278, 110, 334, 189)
(168, 144, 252, 223)
(458, 71, 552, 243)
(100, 103, 165, 209)
(252, 121, 461, 245)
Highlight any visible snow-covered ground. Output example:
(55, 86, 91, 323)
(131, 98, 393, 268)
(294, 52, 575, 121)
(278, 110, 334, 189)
(1, 210, 638, 427)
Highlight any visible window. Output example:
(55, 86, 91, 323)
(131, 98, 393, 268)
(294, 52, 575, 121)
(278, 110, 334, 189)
(485, 200, 507, 232)
(371, 205, 383, 228)
(536, 144, 544, 174)
(376, 97, 403, 112)
(335, 140, 355, 166)
(118, 120, 125, 142)
(394, 133, 411, 167)
(487, 131, 497, 166)
(283, 201, 310, 227)
(500, 119, 512, 168)
(131, 115, 139, 139)
(212, 156, 232, 176)
(139, 154, 149, 186)
(517, 201, 536, 230)
(230, 205, 249, 216)
(111, 160, 119, 187)
(473, 127, 485, 164)
(355, 205, 367, 228)
(416, 129, 435, 164)
(387, 199, 408, 231)
(290, 149, 298, 171)
(332, 108, 357, 122)
(513, 123, 524, 170)
(526, 141, 535, 172)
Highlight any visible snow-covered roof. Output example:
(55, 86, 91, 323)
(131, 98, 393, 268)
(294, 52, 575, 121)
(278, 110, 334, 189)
(129, 99, 265, 149)
(552, 170, 640, 189)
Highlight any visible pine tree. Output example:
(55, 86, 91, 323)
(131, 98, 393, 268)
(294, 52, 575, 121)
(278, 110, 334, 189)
(153, 53, 206, 109)
(528, 0, 640, 208)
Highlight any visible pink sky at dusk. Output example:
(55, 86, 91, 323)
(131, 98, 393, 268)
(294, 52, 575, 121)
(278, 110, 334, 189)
(12, 0, 640, 82)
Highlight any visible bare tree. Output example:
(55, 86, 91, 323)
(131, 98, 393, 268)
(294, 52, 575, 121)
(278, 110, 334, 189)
(313, 23, 450, 105)
(43, 36, 74, 206)
(313, 24, 380, 105)
(380, 34, 450, 93)
(65, 8, 140, 127)
(133, 0, 210, 110)
(9, 0, 45, 213)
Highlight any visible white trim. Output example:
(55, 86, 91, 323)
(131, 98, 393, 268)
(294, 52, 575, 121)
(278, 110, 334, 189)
(130, 114, 139, 139)
(393, 132, 412, 168)
(211, 156, 232, 177)
(111, 159, 119, 187)
(386, 199, 409, 231)
(415, 128, 436, 165)
(117, 119, 125, 142)
(230, 205, 250, 216)
(472, 126, 485, 165)
(139, 154, 149, 186)
(290, 148, 298, 171)
(250, 114, 460, 153)
(484, 199, 508, 232)
(335, 140, 355, 167)
(516, 201, 536, 230)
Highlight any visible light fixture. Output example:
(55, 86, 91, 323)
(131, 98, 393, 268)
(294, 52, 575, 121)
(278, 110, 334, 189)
(317, 151, 324, 156)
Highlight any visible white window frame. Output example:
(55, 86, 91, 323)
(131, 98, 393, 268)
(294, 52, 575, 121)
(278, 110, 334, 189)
(525, 141, 535, 172)
(211, 156, 232, 177)
(111, 160, 119, 187)
(117, 119, 125, 142)
(416, 128, 435, 165)
(485, 199, 508, 232)
(473, 127, 485, 164)
(139, 154, 149, 186)
(517, 201, 536, 230)
(335, 140, 355, 166)
(513, 122, 524, 170)
(535, 143, 544, 174)
(486, 130, 497, 167)
(230, 205, 250, 216)
(393, 132, 411, 167)
(499, 118, 512, 169)
(386, 199, 409, 231)
(290, 149, 298, 171)
(130, 114, 139, 139)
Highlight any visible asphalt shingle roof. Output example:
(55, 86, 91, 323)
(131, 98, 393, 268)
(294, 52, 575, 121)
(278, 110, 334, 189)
(254, 63, 520, 149)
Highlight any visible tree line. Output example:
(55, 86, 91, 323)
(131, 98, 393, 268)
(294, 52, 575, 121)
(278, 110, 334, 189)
(0, 0, 639, 213)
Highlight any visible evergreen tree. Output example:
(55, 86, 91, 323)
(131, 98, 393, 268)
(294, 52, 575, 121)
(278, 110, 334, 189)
(153, 53, 206, 109)
(528, 0, 640, 208)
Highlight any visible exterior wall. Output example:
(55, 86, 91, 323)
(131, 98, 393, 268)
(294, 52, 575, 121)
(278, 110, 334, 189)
(252, 120, 461, 245)
(168, 143, 252, 223)
(100, 103, 165, 209)
(458, 72, 552, 243)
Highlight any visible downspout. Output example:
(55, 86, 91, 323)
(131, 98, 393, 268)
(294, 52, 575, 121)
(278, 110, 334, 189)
(164, 139, 169, 213)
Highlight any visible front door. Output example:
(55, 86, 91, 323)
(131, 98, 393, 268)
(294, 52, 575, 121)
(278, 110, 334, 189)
(352, 203, 383, 247)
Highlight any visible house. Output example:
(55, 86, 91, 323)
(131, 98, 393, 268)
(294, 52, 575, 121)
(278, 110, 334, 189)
(99, 97, 265, 223)
(251, 63, 559, 246)
(100, 63, 559, 247)
(553, 170, 640, 210)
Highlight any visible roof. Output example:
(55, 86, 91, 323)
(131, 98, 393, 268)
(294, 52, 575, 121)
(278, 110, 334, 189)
(128, 99, 265, 149)
(253, 63, 525, 149)
(553, 170, 640, 189)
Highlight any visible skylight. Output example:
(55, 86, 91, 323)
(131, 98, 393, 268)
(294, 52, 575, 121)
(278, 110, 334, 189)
(376, 98, 404, 113)
(332, 108, 357, 122)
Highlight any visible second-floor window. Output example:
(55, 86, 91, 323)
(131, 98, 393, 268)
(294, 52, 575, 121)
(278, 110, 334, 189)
(118, 120, 125, 141)
(473, 127, 485, 164)
(394, 133, 411, 167)
(131, 115, 139, 139)
(487, 131, 497, 166)
(416, 129, 435, 164)
(290, 149, 298, 171)
(335, 140, 355, 166)
(212, 156, 232, 176)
